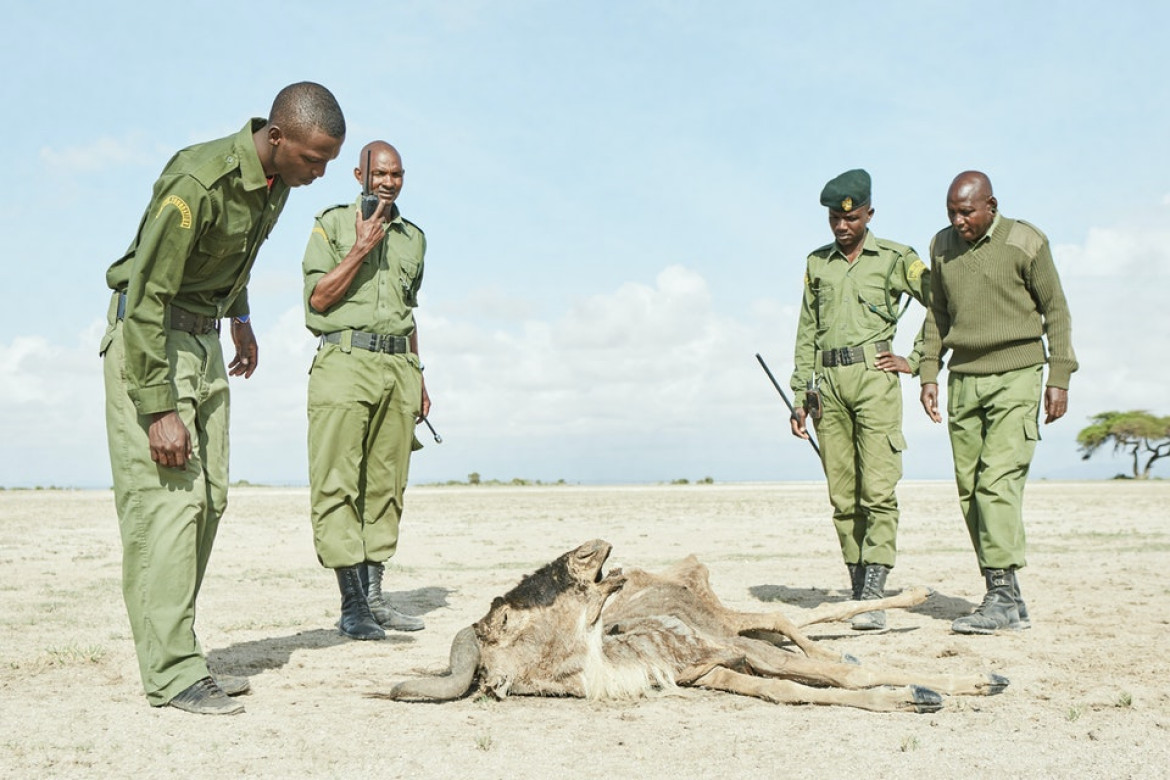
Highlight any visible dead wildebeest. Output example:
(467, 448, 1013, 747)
(375, 540, 1008, 713)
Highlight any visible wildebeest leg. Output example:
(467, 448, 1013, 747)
(738, 646, 1009, 697)
(691, 667, 943, 713)
(730, 613, 842, 662)
(729, 588, 932, 662)
(793, 586, 932, 627)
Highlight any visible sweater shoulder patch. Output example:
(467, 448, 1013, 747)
(1005, 219, 1048, 256)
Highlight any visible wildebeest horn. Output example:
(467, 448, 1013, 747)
(380, 625, 480, 701)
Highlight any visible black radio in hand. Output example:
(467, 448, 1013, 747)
(360, 148, 379, 219)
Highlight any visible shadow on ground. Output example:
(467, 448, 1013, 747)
(208, 586, 454, 674)
(749, 584, 839, 608)
(750, 583, 978, 626)
(909, 590, 977, 621)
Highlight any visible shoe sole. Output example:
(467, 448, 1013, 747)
(168, 699, 245, 715)
(952, 623, 1023, 635)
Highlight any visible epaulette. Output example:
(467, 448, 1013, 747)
(875, 237, 916, 257)
(399, 217, 426, 238)
(186, 136, 242, 189)
(315, 203, 352, 220)
(809, 241, 836, 258)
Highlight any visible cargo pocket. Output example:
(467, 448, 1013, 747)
(887, 431, 907, 453)
(1023, 418, 1040, 442)
(99, 327, 115, 357)
(411, 434, 424, 452)
(307, 344, 329, 376)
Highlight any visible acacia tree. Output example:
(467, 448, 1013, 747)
(1077, 410, 1170, 479)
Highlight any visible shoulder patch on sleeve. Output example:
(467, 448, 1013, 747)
(311, 225, 328, 241)
(1005, 219, 1047, 256)
(906, 258, 926, 281)
(155, 194, 193, 228)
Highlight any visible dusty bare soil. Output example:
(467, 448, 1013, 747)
(1, 481, 1168, 778)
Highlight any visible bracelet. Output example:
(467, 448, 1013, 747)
(232, 314, 250, 324)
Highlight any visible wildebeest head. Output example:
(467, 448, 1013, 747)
(385, 539, 625, 701)
(474, 539, 626, 697)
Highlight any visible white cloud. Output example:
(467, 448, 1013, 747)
(3, 227, 1164, 487)
(1055, 217, 1170, 278)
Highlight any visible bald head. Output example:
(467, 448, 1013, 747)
(354, 140, 405, 210)
(358, 140, 399, 166)
(269, 82, 346, 141)
(946, 170, 998, 243)
(948, 171, 994, 203)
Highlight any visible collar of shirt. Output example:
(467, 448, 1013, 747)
(235, 118, 271, 192)
(968, 212, 1002, 248)
(352, 197, 407, 232)
(828, 229, 879, 262)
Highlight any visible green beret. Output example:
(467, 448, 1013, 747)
(820, 169, 871, 212)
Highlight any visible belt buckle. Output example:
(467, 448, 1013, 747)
(376, 334, 390, 353)
(838, 347, 854, 366)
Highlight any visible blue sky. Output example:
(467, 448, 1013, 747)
(2, 1, 1168, 487)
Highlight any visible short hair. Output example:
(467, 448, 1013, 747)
(269, 82, 346, 140)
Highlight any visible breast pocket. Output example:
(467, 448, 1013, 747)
(197, 230, 247, 260)
(814, 281, 834, 326)
(398, 257, 422, 307)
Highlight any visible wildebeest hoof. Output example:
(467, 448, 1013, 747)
(910, 685, 943, 713)
(984, 673, 1010, 695)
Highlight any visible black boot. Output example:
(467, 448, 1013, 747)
(366, 562, 425, 632)
(335, 566, 385, 640)
(952, 568, 1023, 634)
(1009, 568, 1031, 629)
(851, 564, 889, 631)
(846, 563, 865, 600)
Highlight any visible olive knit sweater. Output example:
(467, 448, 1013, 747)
(920, 214, 1077, 388)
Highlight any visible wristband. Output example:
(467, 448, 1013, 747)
(232, 314, 251, 324)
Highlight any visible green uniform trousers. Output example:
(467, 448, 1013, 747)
(813, 358, 906, 568)
(101, 302, 230, 706)
(307, 343, 421, 569)
(946, 365, 1042, 570)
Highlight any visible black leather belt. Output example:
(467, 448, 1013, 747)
(320, 330, 410, 354)
(115, 292, 220, 335)
(820, 340, 890, 367)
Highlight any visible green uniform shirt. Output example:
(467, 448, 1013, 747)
(302, 200, 426, 336)
(105, 119, 290, 415)
(790, 231, 930, 394)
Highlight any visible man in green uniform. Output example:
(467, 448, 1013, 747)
(101, 82, 345, 714)
(920, 170, 1077, 634)
(303, 141, 428, 641)
(790, 169, 931, 631)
